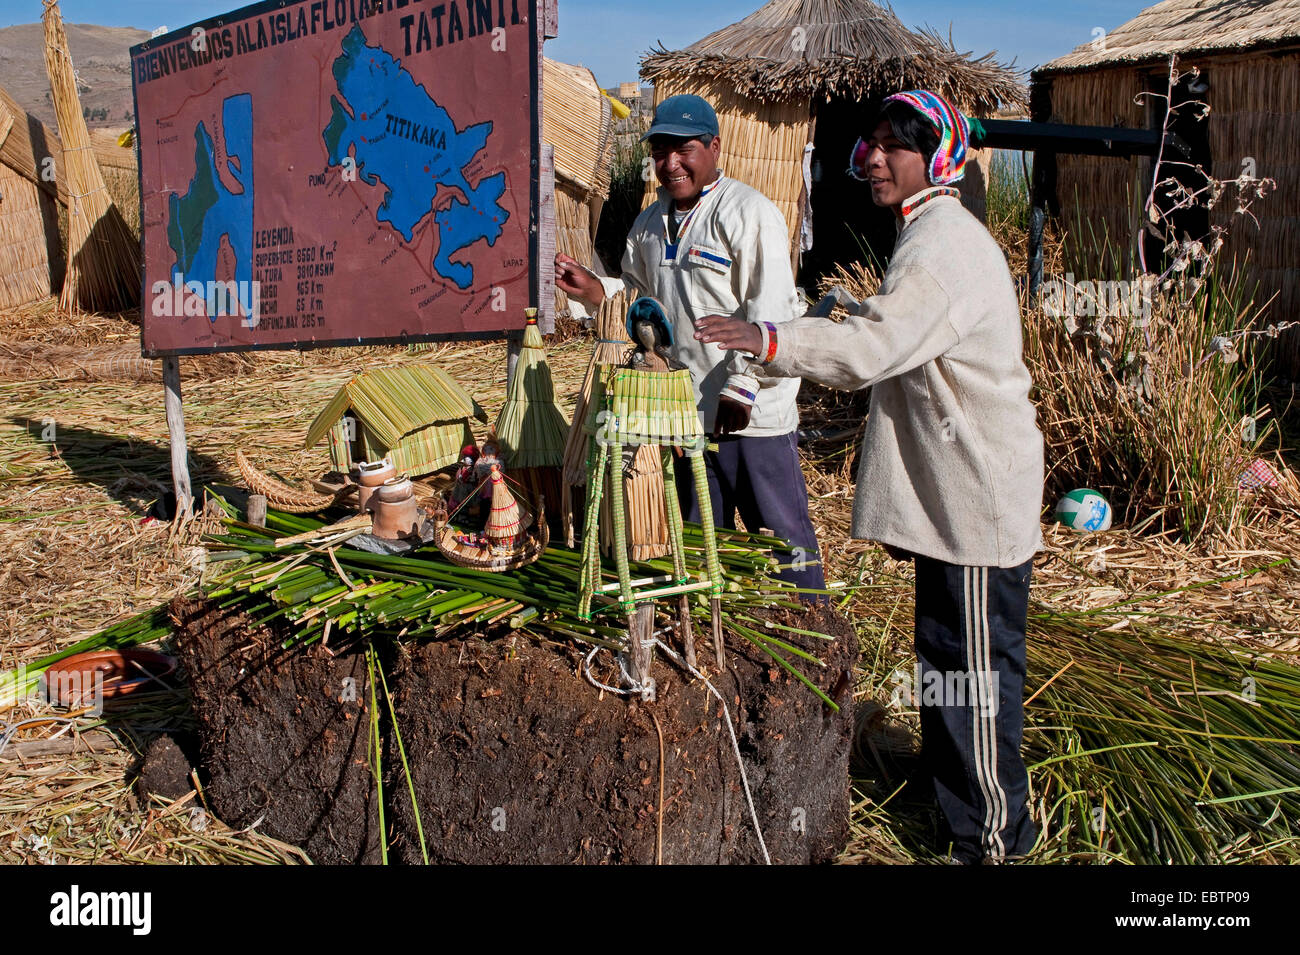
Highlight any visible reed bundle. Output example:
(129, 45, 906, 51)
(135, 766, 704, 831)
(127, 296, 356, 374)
(542, 58, 614, 199)
(600, 445, 670, 561)
(495, 319, 570, 470)
(562, 290, 632, 488)
(0, 164, 60, 309)
(0, 83, 65, 204)
(166, 496, 830, 700)
(1025, 600, 1300, 863)
(41, 1, 139, 313)
(0, 86, 63, 308)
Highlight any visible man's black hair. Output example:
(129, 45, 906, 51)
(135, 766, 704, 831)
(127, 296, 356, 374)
(648, 133, 715, 148)
(872, 101, 939, 158)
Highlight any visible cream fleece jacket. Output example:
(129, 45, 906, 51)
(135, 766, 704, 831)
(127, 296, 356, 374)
(598, 175, 802, 437)
(744, 190, 1045, 568)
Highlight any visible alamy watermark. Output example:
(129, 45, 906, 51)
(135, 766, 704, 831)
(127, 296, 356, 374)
(1041, 273, 1157, 325)
(890, 664, 1001, 716)
(150, 274, 262, 328)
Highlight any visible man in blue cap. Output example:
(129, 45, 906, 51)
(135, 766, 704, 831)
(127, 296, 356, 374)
(556, 94, 824, 594)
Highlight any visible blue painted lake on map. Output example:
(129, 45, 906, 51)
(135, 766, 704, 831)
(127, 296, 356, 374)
(166, 94, 255, 317)
(323, 24, 508, 290)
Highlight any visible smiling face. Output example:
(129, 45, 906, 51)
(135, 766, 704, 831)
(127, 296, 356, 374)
(860, 119, 931, 212)
(650, 134, 723, 208)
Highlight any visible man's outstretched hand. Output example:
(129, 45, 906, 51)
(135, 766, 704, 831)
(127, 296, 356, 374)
(693, 315, 763, 356)
(713, 396, 751, 438)
(554, 253, 605, 309)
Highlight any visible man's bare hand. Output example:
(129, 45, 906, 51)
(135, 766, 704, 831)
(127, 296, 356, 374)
(693, 315, 763, 356)
(554, 253, 605, 309)
(713, 396, 752, 438)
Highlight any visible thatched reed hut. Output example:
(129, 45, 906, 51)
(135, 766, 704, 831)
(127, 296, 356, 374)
(0, 85, 64, 310)
(640, 0, 1025, 283)
(1033, 0, 1300, 375)
(306, 365, 487, 478)
(542, 57, 615, 322)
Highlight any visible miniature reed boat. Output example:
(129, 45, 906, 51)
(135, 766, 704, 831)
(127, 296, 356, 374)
(433, 464, 548, 571)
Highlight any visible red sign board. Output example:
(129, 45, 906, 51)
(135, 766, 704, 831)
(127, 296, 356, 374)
(132, 0, 541, 356)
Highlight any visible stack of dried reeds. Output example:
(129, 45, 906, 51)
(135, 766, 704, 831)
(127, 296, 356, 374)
(542, 58, 614, 199)
(0, 85, 63, 309)
(42, 0, 139, 312)
(542, 58, 614, 321)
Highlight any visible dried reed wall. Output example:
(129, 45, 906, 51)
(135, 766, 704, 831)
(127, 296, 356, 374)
(1206, 55, 1300, 375)
(0, 164, 60, 309)
(555, 183, 595, 318)
(1045, 67, 1147, 275)
(1048, 52, 1300, 375)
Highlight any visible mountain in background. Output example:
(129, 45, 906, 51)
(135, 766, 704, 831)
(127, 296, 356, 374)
(0, 21, 149, 129)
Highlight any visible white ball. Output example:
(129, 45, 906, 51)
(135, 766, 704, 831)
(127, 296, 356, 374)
(1054, 489, 1113, 532)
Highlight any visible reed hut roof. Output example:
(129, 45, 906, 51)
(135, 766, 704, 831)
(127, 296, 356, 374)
(1039, 0, 1300, 74)
(640, 0, 1026, 111)
(305, 365, 486, 451)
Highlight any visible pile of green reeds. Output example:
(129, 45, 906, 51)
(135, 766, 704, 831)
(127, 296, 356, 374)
(1025, 601, 1300, 863)
(200, 496, 838, 703)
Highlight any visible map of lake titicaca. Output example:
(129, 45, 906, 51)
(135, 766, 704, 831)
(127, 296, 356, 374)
(323, 24, 509, 291)
(133, 0, 537, 356)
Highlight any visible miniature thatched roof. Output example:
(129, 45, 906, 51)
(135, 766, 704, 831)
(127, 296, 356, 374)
(1040, 0, 1300, 74)
(640, 0, 1026, 111)
(305, 365, 486, 451)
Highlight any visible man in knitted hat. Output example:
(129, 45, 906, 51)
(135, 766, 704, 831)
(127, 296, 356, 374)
(556, 93, 824, 594)
(695, 90, 1045, 864)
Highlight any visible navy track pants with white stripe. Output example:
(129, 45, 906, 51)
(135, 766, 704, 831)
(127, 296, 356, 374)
(914, 555, 1037, 862)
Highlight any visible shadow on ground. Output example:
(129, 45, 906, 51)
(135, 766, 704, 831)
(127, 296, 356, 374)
(10, 417, 230, 516)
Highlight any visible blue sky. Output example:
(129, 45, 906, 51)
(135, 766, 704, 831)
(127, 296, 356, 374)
(0, 0, 1147, 82)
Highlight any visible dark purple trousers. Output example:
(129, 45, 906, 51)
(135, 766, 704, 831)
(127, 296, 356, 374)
(672, 432, 826, 593)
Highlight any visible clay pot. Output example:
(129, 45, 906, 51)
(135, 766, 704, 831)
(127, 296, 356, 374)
(356, 459, 397, 512)
(370, 477, 421, 540)
(42, 649, 178, 706)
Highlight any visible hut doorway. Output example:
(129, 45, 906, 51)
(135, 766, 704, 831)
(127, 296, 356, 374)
(1142, 70, 1212, 271)
(800, 98, 899, 290)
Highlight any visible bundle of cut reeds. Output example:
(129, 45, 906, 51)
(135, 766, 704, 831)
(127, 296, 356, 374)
(496, 315, 570, 515)
(42, 0, 139, 312)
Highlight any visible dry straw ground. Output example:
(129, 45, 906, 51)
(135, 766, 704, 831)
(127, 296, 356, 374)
(1, 281, 1297, 863)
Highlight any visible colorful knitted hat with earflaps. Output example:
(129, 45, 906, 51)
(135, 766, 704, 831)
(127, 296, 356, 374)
(882, 90, 970, 186)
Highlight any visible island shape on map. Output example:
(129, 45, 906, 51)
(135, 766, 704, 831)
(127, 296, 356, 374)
(167, 93, 256, 321)
(323, 24, 509, 291)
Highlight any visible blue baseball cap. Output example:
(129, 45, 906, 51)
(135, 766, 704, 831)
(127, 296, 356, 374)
(641, 94, 719, 142)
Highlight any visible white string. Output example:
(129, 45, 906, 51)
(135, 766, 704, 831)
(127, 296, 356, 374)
(653, 637, 771, 865)
(580, 636, 772, 864)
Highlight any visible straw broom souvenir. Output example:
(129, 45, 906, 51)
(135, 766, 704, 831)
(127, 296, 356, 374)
(496, 310, 569, 523)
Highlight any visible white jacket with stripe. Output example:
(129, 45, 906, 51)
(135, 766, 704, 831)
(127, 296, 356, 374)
(598, 175, 802, 437)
